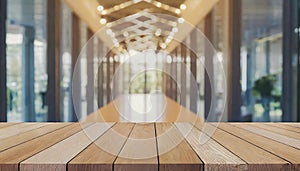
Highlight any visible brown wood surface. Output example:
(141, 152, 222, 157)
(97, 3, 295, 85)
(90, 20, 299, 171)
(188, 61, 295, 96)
(0, 122, 298, 171)
(194, 122, 292, 171)
(20, 123, 114, 171)
(0, 122, 19, 129)
(114, 123, 158, 171)
(68, 123, 134, 171)
(232, 123, 300, 150)
(175, 123, 247, 171)
(156, 123, 202, 171)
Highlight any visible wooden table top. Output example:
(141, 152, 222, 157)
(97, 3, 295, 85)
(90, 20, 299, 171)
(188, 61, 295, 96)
(0, 122, 299, 171)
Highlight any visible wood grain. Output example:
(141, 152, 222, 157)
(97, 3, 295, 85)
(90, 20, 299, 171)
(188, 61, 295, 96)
(0, 123, 47, 139)
(156, 122, 202, 171)
(175, 123, 247, 171)
(217, 123, 300, 170)
(194, 122, 291, 171)
(263, 123, 300, 133)
(68, 123, 134, 171)
(0, 123, 71, 152)
(20, 123, 114, 171)
(281, 123, 300, 128)
(0, 121, 299, 170)
(0, 123, 91, 171)
(114, 123, 158, 171)
(247, 123, 300, 140)
(0, 123, 19, 129)
(232, 123, 300, 150)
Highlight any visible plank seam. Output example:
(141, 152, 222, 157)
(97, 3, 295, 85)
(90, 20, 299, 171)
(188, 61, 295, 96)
(0, 123, 48, 140)
(154, 122, 160, 171)
(112, 122, 136, 171)
(17, 123, 94, 171)
(173, 123, 204, 171)
(0, 123, 20, 129)
(266, 124, 300, 133)
(192, 123, 249, 165)
(279, 124, 300, 130)
(251, 124, 300, 139)
(66, 122, 117, 171)
(230, 123, 300, 151)
(0, 123, 72, 153)
(217, 124, 294, 165)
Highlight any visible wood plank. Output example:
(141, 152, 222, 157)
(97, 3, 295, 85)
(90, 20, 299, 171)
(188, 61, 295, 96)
(281, 123, 300, 128)
(231, 123, 300, 150)
(114, 123, 158, 171)
(156, 122, 202, 171)
(217, 123, 300, 170)
(21, 123, 114, 171)
(249, 123, 300, 139)
(262, 123, 300, 133)
(0, 123, 47, 139)
(194, 122, 291, 170)
(0, 123, 91, 171)
(0, 123, 71, 152)
(0, 123, 19, 129)
(68, 123, 134, 171)
(175, 123, 247, 171)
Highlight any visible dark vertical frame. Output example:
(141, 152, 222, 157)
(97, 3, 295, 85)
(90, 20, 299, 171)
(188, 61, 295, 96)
(86, 29, 94, 114)
(282, 0, 297, 121)
(106, 50, 111, 103)
(23, 27, 35, 121)
(297, 1, 300, 122)
(180, 43, 187, 106)
(71, 13, 81, 121)
(190, 29, 198, 113)
(227, 0, 242, 121)
(0, 0, 7, 121)
(173, 49, 178, 101)
(47, 0, 61, 121)
(97, 39, 104, 108)
(204, 12, 214, 119)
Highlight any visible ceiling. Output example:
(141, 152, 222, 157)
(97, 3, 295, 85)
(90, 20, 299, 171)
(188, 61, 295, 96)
(64, 0, 219, 53)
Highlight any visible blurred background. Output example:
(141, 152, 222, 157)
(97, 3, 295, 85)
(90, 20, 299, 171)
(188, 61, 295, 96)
(0, 0, 299, 122)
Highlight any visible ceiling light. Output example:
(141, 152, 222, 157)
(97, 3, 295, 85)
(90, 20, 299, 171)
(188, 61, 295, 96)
(123, 31, 129, 37)
(133, 0, 141, 3)
(114, 6, 120, 10)
(161, 43, 166, 49)
(100, 18, 107, 24)
(172, 27, 178, 33)
(178, 17, 184, 24)
(155, 29, 161, 36)
(106, 29, 113, 35)
(156, 2, 162, 7)
(166, 38, 172, 43)
(180, 4, 186, 10)
(101, 10, 107, 15)
(175, 9, 181, 14)
(120, 4, 125, 8)
(97, 5, 104, 11)
(106, 23, 112, 27)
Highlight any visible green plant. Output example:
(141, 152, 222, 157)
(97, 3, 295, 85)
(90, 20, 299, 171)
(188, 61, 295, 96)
(252, 74, 277, 98)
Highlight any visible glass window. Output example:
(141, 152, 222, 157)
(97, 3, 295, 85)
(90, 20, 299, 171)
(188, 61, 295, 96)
(241, 0, 283, 121)
(6, 0, 48, 121)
